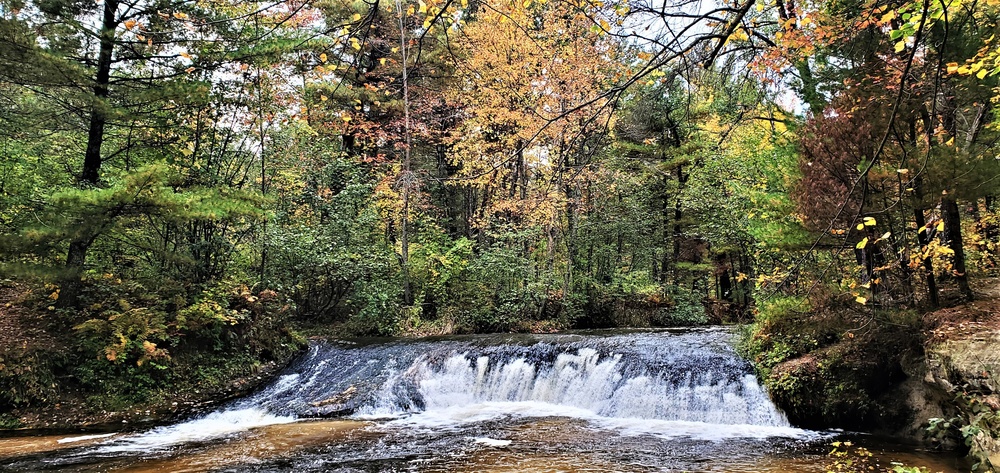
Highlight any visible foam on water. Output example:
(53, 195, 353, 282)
(473, 437, 513, 447)
(56, 433, 116, 444)
(393, 349, 788, 426)
(95, 408, 295, 453)
(378, 400, 820, 441)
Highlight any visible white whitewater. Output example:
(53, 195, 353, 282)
(389, 348, 787, 426)
(93, 329, 817, 452)
(94, 408, 295, 454)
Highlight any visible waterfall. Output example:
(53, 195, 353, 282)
(95, 328, 814, 453)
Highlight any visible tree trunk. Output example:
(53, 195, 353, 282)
(60, 0, 118, 308)
(717, 252, 733, 302)
(671, 164, 688, 284)
(396, 0, 413, 306)
(942, 197, 974, 301)
(912, 207, 939, 307)
(660, 175, 670, 283)
(80, 0, 117, 185)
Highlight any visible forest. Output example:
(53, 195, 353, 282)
(2, 0, 1000, 463)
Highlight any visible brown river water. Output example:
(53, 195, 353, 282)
(0, 329, 971, 472)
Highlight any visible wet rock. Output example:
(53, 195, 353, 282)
(921, 330, 1000, 472)
(302, 386, 363, 417)
(309, 386, 358, 408)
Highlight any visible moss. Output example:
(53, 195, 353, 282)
(743, 292, 922, 431)
(0, 413, 20, 429)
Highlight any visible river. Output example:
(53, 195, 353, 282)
(0, 328, 970, 472)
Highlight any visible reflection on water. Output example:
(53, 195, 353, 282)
(0, 415, 969, 472)
(0, 433, 116, 460)
(0, 329, 974, 472)
(115, 420, 370, 473)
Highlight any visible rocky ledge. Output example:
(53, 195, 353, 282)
(918, 300, 1000, 472)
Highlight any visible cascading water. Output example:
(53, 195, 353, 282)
(95, 327, 808, 455)
(2, 328, 972, 473)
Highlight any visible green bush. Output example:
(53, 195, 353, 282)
(0, 348, 66, 410)
(653, 286, 708, 326)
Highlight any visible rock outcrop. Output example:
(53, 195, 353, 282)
(922, 327, 1000, 472)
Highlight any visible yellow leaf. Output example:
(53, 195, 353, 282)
(946, 136, 955, 146)
(184, 66, 195, 73)
(936, 221, 945, 232)
(419, 0, 427, 13)
(179, 50, 192, 59)
(947, 62, 959, 74)
(855, 296, 867, 305)
(320, 95, 328, 101)
(341, 114, 352, 122)
(320, 53, 328, 62)
(978, 69, 989, 79)
(379, 57, 387, 66)
(879, 231, 891, 240)
(350, 37, 361, 50)
(599, 18, 610, 31)
(863, 216, 876, 226)
(856, 223, 865, 231)
(461, 0, 468, 6)
(173, 11, 188, 19)
(353, 13, 362, 21)
(124, 19, 137, 30)
(856, 237, 869, 249)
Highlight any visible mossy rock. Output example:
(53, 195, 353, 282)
(765, 328, 916, 430)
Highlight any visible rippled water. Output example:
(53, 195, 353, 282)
(0, 328, 971, 472)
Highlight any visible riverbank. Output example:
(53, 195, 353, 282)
(920, 297, 1000, 471)
(743, 281, 1000, 471)
(0, 280, 306, 432)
